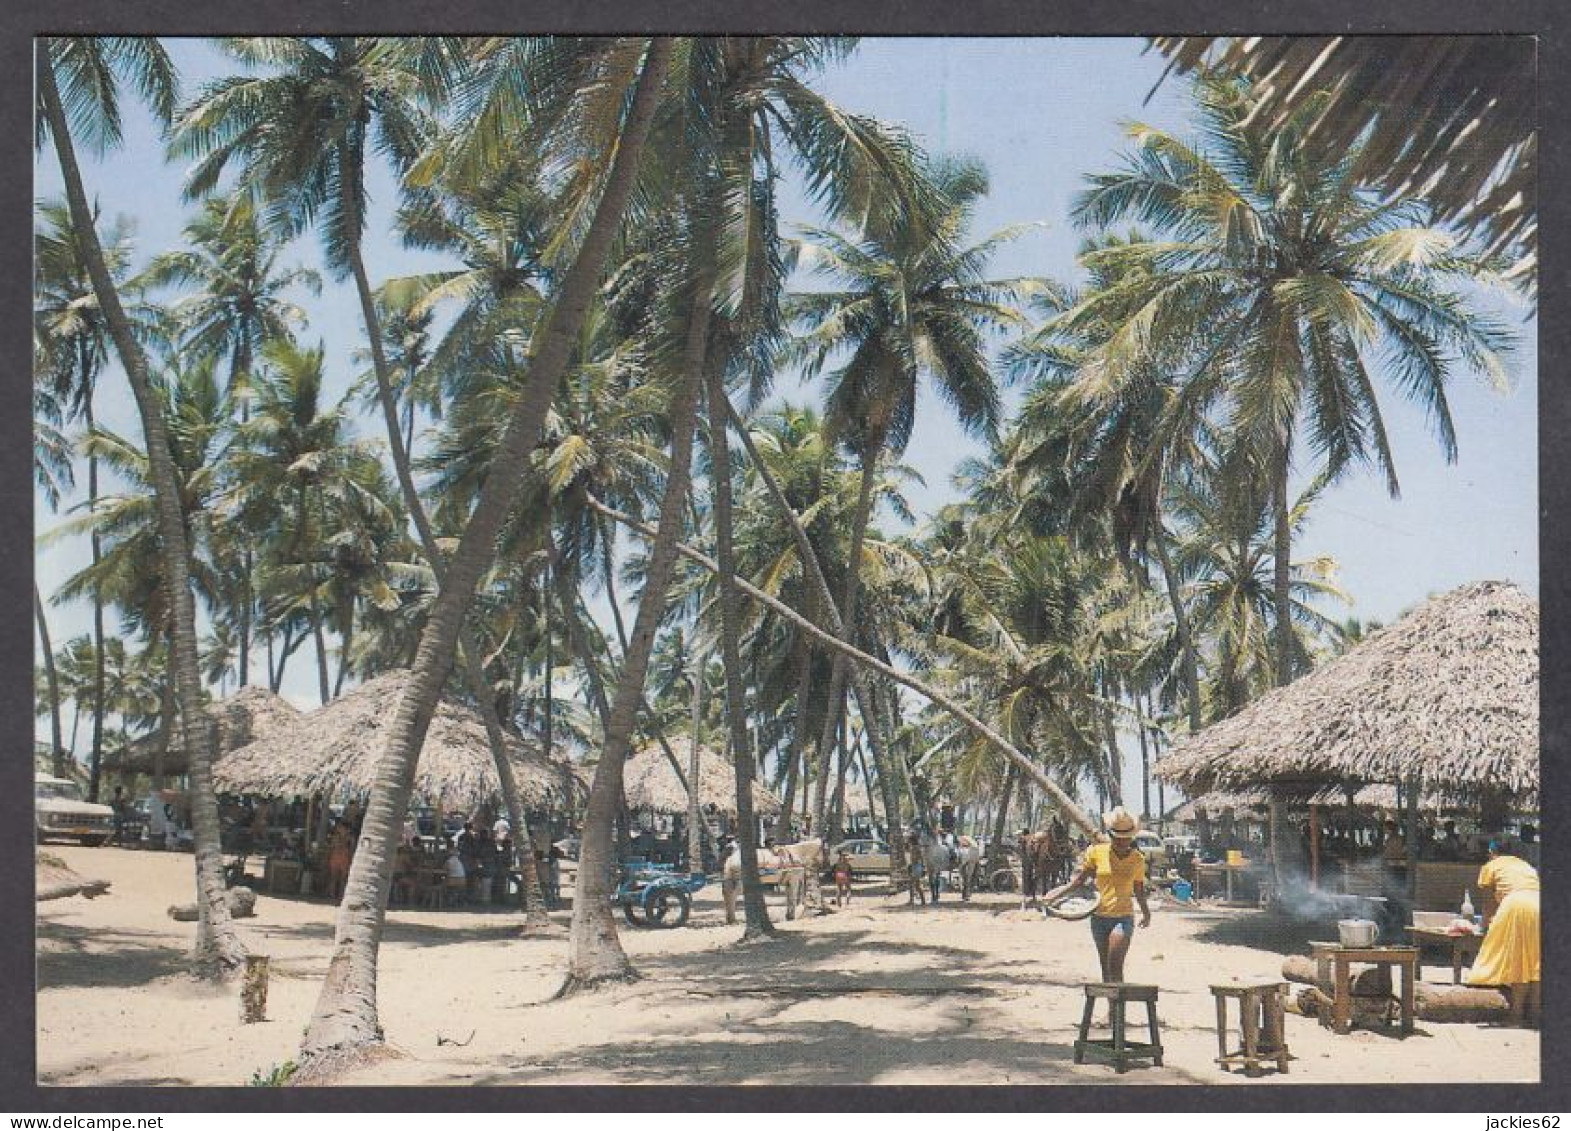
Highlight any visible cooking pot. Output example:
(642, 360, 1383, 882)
(1338, 918, 1379, 947)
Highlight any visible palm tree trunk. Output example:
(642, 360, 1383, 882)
(87, 399, 106, 803)
(855, 735, 879, 836)
(703, 357, 771, 936)
(686, 644, 707, 873)
(40, 42, 244, 975)
(1270, 442, 1295, 888)
(310, 593, 331, 705)
(234, 344, 254, 688)
(826, 727, 851, 847)
(811, 679, 843, 835)
(1152, 531, 1202, 735)
(1101, 690, 1123, 807)
(1136, 695, 1151, 820)
(35, 581, 67, 778)
(590, 495, 1102, 838)
(295, 39, 671, 1071)
(992, 762, 1017, 848)
(335, 603, 354, 698)
(154, 637, 174, 793)
(772, 640, 811, 841)
(459, 639, 551, 928)
(1272, 444, 1294, 689)
(567, 249, 707, 991)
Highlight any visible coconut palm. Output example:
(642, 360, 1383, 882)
(1149, 37, 1536, 285)
(788, 156, 1041, 847)
(34, 199, 152, 801)
(1066, 75, 1513, 692)
(196, 38, 671, 1071)
(37, 35, 247, 974)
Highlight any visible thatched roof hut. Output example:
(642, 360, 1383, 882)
(622, 738, 783, 819)
(213, 671, 583, 812)
(1155, 581, 1538, 798)
(113, 686, 303, 776)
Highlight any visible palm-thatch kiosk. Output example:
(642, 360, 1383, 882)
(1156, 581, 1538, 907)
(214, 671, 584, 863)
(619, 739, 783, 862)
(623, 738, 784, 819)
(113, 685, 303, 782)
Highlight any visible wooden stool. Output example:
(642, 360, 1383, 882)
(1211, 983, 1291, 1075)
(1073, 983, 1163, 1073)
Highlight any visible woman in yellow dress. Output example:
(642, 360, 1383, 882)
(1464, 838, 1540, 1023)
(1045, 807, 1152, 983)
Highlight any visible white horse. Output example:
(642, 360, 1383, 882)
(919, 830, 981, 903)
(722, 838, 827, 923)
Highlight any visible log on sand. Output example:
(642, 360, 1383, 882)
(36, 855, 111, 902)
(1282, 955, 1511, 1023)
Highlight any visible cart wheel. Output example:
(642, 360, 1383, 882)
(645, 888, 691, 929)
(621, 898, 647, 927)
(988, 868, 1017, 894)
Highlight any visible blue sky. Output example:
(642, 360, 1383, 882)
(35, 38, 1538, 806)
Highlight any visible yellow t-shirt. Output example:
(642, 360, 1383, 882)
(1479, 854, 1540, 898)
(1083, 842, 1147, 917)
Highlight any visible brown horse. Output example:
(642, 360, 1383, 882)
(1018, 823, 1075, 904)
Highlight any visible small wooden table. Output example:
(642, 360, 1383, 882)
(1309, 942, 1418, 1036)
(1407, 926, 1484, 985)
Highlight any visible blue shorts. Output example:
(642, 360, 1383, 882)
(1090, 915, 1135, 947)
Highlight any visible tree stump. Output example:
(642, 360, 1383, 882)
(240, 955, 269, 1024)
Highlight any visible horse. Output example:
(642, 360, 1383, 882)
(722, 838, 827, 923)
(1019, 824, 1075, 904)
(916, 829, 981, 904)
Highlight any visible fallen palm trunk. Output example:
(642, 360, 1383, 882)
(36, 856, 111, 902)
(587, 495, 1100, 838)
(1281, 955, 1511, 1023)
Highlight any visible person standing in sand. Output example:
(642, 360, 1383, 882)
(1044, 807, 1151, 983)
(1465, 838, 1540, 1024)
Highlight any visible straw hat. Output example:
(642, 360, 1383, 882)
(1103, 807, 1140, 837)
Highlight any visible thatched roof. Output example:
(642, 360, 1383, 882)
(1155, 582, 1538, 798)
(622, 738, 783, 819)
(213, 671, 583, 812)
(1169, 789, 1270, 823)
(112, 687, 303, 776)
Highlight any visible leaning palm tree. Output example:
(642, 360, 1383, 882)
(36, 35, 246, 974)
(213, 37, 670, 1074)
(1065, 75, 1514, 693)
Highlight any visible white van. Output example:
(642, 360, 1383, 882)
(35, 774, 114, 846)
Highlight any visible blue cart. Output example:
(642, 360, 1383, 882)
(615, 859, 706, 929)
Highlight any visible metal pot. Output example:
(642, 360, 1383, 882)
(1338, 918, 1379, 947)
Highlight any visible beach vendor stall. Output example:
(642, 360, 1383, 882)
(213, 671, 585, 906)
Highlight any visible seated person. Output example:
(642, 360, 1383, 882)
(443, 838, 467, 896)
(1380, 819, 1407, 863)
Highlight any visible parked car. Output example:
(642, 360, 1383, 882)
(833, 837, 892, 876)
(34, 774, 114, 846)
(1132, 830, 1168, 873)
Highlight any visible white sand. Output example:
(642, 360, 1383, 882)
(37, 845, 1539, 1087)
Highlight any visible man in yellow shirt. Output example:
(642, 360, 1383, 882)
(1045, 807, 1152, 982)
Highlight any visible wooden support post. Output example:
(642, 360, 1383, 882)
(1310, 803, 1321, 890)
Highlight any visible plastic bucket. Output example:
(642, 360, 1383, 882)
(1226, 850, 1245, 866)
(1172, 879, 1192, 902)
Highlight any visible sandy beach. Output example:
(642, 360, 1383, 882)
(34, 846, 1539, 1088)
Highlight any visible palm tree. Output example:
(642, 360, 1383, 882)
(1067, 75, 1514, 693)
(143, 192, 320, 687)
(34, 352, 75, 777)
(1149, 37, 1537, 285)
(34, 199, 147, 801)
(788, 157, 1039, 849)
(194, 38, 671, 1072)
(37, 35, 246, 973)
(52, 357, 231, 788)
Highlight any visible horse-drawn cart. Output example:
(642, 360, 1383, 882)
(615, 859, 705, 929)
